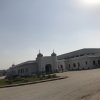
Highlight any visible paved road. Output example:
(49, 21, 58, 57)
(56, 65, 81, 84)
(1, 69, 100, 100)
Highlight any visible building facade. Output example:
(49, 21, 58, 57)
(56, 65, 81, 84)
(7, 48, 100, 76)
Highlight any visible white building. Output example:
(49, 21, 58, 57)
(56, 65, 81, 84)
(7, 48, 100, 76)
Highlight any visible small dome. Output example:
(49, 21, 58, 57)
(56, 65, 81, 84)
(51, 51, 57, 56)
(12, 64, 15, 67)
(37, 50, 43, 57)
(37, 53, 43, 57)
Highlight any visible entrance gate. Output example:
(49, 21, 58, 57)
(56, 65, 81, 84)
(45, 64, 52, 74)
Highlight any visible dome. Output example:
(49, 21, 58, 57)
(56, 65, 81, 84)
(37, 50, 43, 57)
(37, 53, 43, 57)
(51, 51, 57, 56)
(12, 64, 15, 67)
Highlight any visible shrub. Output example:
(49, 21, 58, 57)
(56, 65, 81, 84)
(5, 80, 12, 84)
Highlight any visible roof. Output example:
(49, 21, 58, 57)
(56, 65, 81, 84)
(57, 48, 100, 60)
(15, 60, 36, 67)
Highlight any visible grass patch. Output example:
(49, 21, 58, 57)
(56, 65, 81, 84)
(0, 74, 57, 87)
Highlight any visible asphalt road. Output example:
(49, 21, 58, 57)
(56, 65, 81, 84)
(1, 69, 100, 100)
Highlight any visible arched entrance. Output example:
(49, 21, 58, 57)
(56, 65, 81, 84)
(45, 64, 52, 74)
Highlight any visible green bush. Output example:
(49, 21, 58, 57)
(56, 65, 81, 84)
(6, 80, 12, 84)
(0, 73, 57, 86)
(42, 74, 46, 78)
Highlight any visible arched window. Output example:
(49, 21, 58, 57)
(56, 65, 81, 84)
(73, 63, 76, 67)
(93, 61, 96, 65)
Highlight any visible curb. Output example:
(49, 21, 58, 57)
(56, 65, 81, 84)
(0, 76, 68, 88)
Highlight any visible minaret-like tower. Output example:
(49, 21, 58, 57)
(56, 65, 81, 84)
(36, 50, 43, 74)
(51, 50, 58, 72)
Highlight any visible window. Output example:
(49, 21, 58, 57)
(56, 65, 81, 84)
(18, 69, 20, 74)
(60, 65, 63, 71)
(98, 60, 100, 65)
(80, 54, 84, 56)
(69, 64, 70, 68)
(93, 61, 96, 65)
(85, 61, 88, 65)
(60, 65, 63, 69)
(21, 69, 23, 73)
(78, 62, 80, 67)
(87, 53, 90, 55)
(73, 63, 76, 67)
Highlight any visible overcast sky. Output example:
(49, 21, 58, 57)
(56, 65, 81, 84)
(0, 0, 100, 69)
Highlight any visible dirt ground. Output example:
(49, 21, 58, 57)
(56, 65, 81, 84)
(1, 69, 100, 100)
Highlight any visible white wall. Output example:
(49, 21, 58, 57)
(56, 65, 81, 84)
(65, 56, 100, 71)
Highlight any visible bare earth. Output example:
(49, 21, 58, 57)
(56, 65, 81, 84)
(1, 69, 100, 100)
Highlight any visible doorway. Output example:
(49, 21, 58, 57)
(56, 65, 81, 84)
(45, 64, 52, 74)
